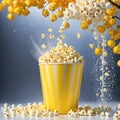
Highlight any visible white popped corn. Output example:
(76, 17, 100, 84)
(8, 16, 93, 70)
(103, 51, 108, 57)
(87, 110, 93, 116)
(105, 112, 110, 117)
(49, 33, 54, 39)
(116, 104, 120, 110)
(80, 110, 87, 116)
(98, 104, 104, 111)
(4, 114, 10, 119)
(96, 93, 99, 96)
(100, 112, 105, 116)
(48, 112, 54, 117)
(54, 110, 58, 116)
(113, 112, 120, 119)
(76, 33, 82, 39)
(103, 88, 108, 93)
(70, 111, 78, 117)
(105, 72, 110, 77)
(60, 34, 65, 39)
(36, 110, 41, 117)
(41, 44, 47, 49)
(102, 60, 107, 65)
(41, 33, 46, 39)
(48, 28, 53, 32)
(89, 44, 94, 49)
(100, 76, 104, 81)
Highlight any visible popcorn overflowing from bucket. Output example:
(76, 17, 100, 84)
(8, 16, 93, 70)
(39, 40, 84, 64)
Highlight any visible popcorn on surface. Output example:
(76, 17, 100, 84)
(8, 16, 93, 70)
(2, 103, 120, 119)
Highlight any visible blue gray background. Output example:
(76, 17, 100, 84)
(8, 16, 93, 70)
(0, 7, 120, 104)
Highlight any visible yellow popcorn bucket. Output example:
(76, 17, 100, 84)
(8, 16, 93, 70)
(39, 63, 84, 114)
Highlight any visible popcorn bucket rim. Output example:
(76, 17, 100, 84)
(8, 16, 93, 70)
(38, 62, 84, 66)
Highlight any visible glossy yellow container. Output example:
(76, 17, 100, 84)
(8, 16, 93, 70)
(39, 63, 84, 114)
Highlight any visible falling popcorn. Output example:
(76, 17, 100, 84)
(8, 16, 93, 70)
(103, 88, 108, 93)
(60, 34, 65, 40)
(105, 72, 110, 77)
(96, 93, 99, 96)
(49, 33, 54, 39)
(41, 44, 47, 49)
(41, 33, 46, 39)
(48, 28, 53, 32)
(100, 76, 104, 81)
(89, 44, 94, 49)
(103, 51, 108, 57)
(76, 33, 82, 39)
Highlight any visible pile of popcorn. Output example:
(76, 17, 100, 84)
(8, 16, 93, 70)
(2, 103, 120, 119)
(68, 104, 111, 117)
(39, 40, 84, 64)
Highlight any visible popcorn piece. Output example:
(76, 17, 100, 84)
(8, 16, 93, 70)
(96, 93, 99, 96)
(41, 44, 47, 49)
(30, 110, 35, 116)
(49, 33, 54, 39)
(105, 72, 110, 77)
(105, 112, 110, 117)
(60, 34, 65, 39)
(22, 110, 28, 117)
(100, 112, 105, 116)
(48, 28, 53, 32)
(43, 110, 49, 116)
(48, 112, 54, 117)
(70, 111, 78, 117)
(68, 109, 73, 115)
(4, 113, 10, 119)
(89, 44, 94, 49)
(100, 76, 104, 81)
(87, 110, 93, 116)
(102, 60, 107, 65)
(80, 109, 87, 116)
(116, 104, 120, 110)
(11, 104, 15, 109)
(103, 51, 108, 57)
(98, 104, 104, 111)
(113, 112, 120, 119)
(54, 110, 58, 116)
(36, 110, 41, 117)
(57, 37, 61, 41)
(76, 33, 82, 39)
(103, 88, 108, 93)
(84, 104, 91, 111)
(10, 110, 16, 117)
(41, 33, 46, 39)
